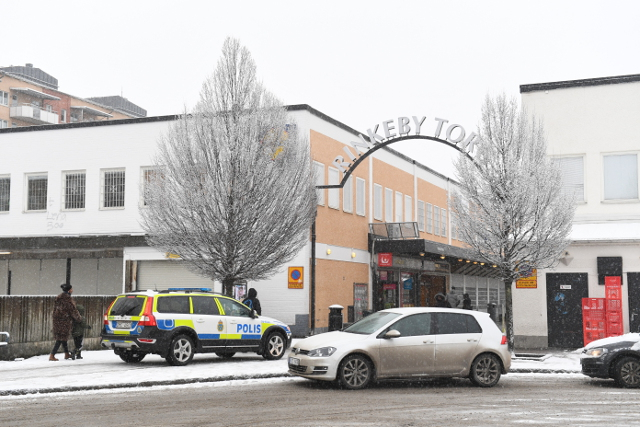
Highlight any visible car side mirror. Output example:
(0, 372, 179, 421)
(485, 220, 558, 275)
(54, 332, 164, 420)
(384, 329, 401, 339)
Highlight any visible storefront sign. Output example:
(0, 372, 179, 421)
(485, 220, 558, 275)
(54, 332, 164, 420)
(383, 283, 397, 291)
(332, 116, 480, 173)
(393, 256, 422, 270)
(288, 266, 304, 289)
(516, 268, 538, 289)
(378, 253, 393, 267)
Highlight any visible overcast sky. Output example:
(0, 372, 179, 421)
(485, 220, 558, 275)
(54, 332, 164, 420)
(5, 0, 639, 177)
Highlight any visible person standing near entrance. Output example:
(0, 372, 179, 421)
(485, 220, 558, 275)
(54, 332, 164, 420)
(242, 288, 262, 315)
(462, 293, 473, 310)
(435, 293, 451, 308)
(49, 283, 81, 361)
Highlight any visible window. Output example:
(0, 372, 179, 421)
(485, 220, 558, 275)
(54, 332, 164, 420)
(385, 188, 393, 222)
(433, 206, 440, 236)
(441, 209, 447, 237)
(404, 195, 412, 222)
(141, 167, 159, 207)
(191, 296, 220, 315)
(26, 173, 48, 211)
(603, 154, 638, 200)
(435, 313, 482, 334)
(314, 161, 325, 206)
(0, 176, 9, 212)
(417, 200, 425, 231)
(388, 313, 432, 336)
(553, 156, 584, 202)
(62, 171, 86, 210)
(373, 184, 383, 221)
(328, 167, 339, 209)
(217, 297, 252, 317)
(395, 191, 403, 222)
(61, 109, 67, 123)
(156, 296, 191, 314)
(101, 169, 125, 209)
(0, 120, 8, 129)
(426, 203, 433, 233)
(343, 176, 353, 213)
(0, 90, 8, 106)
(356, 177, 366, 216)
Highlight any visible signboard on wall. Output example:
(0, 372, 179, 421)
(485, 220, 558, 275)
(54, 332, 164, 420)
(516, 268, 538, 289)
(378, 253, 393, 267)
(288, 267, 304, 289)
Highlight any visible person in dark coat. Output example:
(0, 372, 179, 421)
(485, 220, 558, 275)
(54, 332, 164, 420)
(462, 293, 473, 310)
(71, 304, 92, 360)
(434, 293, 451, 308)
(242, 288, 262, 315)
(50, 283, 81, 361)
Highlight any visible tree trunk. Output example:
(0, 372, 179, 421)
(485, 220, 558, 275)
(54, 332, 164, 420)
(504, 279, 514, 352)
(222, 278, 235, 297)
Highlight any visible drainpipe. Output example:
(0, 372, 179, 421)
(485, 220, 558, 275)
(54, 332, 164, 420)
(310, 217, 316, 335)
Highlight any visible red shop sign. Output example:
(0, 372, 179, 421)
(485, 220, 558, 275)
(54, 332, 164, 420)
(378, 253, 393, 267)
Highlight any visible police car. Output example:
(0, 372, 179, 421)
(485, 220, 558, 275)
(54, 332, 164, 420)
(101, 288, 291, 366)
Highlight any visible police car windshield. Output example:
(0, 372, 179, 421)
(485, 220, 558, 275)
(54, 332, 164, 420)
(343, 312, 402, 335)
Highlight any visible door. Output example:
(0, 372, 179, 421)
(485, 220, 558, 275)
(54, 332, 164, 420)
(190, 295, 225, 351)
(378, 313, 435, 377)
(420, 275, 446, 307)
(216, 297, 262, 351)
(546, 273, 588, 348)
(433, 312, 482, 374)
(628, 273, 640, 333)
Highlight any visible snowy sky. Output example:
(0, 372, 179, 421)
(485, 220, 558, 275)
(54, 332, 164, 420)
(4, 0, 640, 177)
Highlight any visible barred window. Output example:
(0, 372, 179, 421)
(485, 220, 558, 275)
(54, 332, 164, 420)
(101, 169, 125, 209)
(0, 176, 9, 212)
(63, 171, 86, 210)
(27, 174, 48, 211)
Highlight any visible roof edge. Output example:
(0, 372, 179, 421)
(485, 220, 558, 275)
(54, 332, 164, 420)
(520, 74, 640, 93)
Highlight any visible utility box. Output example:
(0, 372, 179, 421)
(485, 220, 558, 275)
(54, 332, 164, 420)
(328, 304, 344, 332)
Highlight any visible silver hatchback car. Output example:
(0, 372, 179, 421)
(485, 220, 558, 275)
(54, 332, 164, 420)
(289, 307, 510, 389)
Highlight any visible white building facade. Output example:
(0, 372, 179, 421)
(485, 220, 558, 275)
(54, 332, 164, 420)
(516, 74, 640, 348)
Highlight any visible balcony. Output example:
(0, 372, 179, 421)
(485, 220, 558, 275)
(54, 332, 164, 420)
(10, 104, 59, 125)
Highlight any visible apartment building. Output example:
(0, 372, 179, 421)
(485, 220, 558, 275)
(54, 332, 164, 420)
(0, 63, 145, 129)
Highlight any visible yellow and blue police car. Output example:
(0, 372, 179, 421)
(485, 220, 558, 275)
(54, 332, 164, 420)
(101, 288, 292, 366)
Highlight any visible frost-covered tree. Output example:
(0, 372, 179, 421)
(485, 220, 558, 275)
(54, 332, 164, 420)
(451, 94, 575, 351)
(141, 37, 317, 296)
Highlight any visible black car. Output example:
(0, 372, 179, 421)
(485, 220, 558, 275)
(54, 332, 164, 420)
(581, 333, 640, 388)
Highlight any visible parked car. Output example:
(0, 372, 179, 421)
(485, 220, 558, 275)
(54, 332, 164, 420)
(101, 288, 291, 366)
(580, 333, 640, 388)
(289, 307, 510, 389)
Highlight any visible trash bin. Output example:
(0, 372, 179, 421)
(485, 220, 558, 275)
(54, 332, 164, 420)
(487, 303, 496, 322)
(328, 304, 344, 331)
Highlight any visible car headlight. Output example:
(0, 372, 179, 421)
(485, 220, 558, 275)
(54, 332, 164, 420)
(307, 346, 337, 357)
(582, 348, 608, 358)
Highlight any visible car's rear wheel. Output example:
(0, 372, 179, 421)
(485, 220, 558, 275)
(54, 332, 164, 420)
(338, 354, 373, 390)
(118, 350, 146, 363)
(216, 352, 236, 359)
(613, 356, 640, 388)
(263, 332, 286, 360)
(166, 334, 194, 366)
(469, 353, 501, 387)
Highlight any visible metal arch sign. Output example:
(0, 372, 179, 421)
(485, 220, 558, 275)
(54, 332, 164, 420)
(317, 116, 480, 189)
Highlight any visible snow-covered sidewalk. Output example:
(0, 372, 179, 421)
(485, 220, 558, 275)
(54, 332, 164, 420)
(0, 341, 582, 396)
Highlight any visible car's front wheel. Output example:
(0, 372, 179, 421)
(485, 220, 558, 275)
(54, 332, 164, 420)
(613, 356, 640, 388)
(338, 354, 373, 390)
(469, 353, 501, 387)
(166, 334, 195, 366)
(263, 332, 286, 360)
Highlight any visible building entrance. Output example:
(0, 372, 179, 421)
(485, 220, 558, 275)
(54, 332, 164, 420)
(420, 274, 446, 307)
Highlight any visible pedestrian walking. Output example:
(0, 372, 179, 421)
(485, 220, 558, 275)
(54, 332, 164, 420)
(71, 304, 92, 360)
(462, 293, 473, 310)
(49, 283, 81, 361)
(242, 287, 262, 315)
(434, 293, 451, 308)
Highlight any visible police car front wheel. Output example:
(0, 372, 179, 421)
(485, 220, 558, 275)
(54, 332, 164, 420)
(166, 334, 195, 366)
(263, 332, 286, 360)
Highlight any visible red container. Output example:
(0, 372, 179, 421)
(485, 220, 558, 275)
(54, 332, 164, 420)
(583, 298, 605, 310)
(607, 322, 623, 335)
(606, 286, 622, 299)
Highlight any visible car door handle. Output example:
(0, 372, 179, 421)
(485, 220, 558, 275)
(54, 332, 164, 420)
(196, 319, 205, 323)
(423, 340, 434, 344)
(467, 339, 478, 342)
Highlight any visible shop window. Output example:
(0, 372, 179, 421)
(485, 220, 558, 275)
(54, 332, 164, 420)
(603, 153, 638, 200)
(373, 184, 383, 221)
(343, 175, 353, 213)
(26, 173, 48, 211)
(328, 167, 339, 209)
(385, 188, 393, 221)
(62, 171, 86, 210)
(313, 161, 325, 206)
(356, 177, 365, 216)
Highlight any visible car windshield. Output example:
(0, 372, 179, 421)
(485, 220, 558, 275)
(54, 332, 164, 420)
(343, 312, 402, 335)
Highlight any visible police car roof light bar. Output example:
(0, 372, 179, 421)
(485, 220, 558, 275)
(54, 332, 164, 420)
(167, 287, 213, 293)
